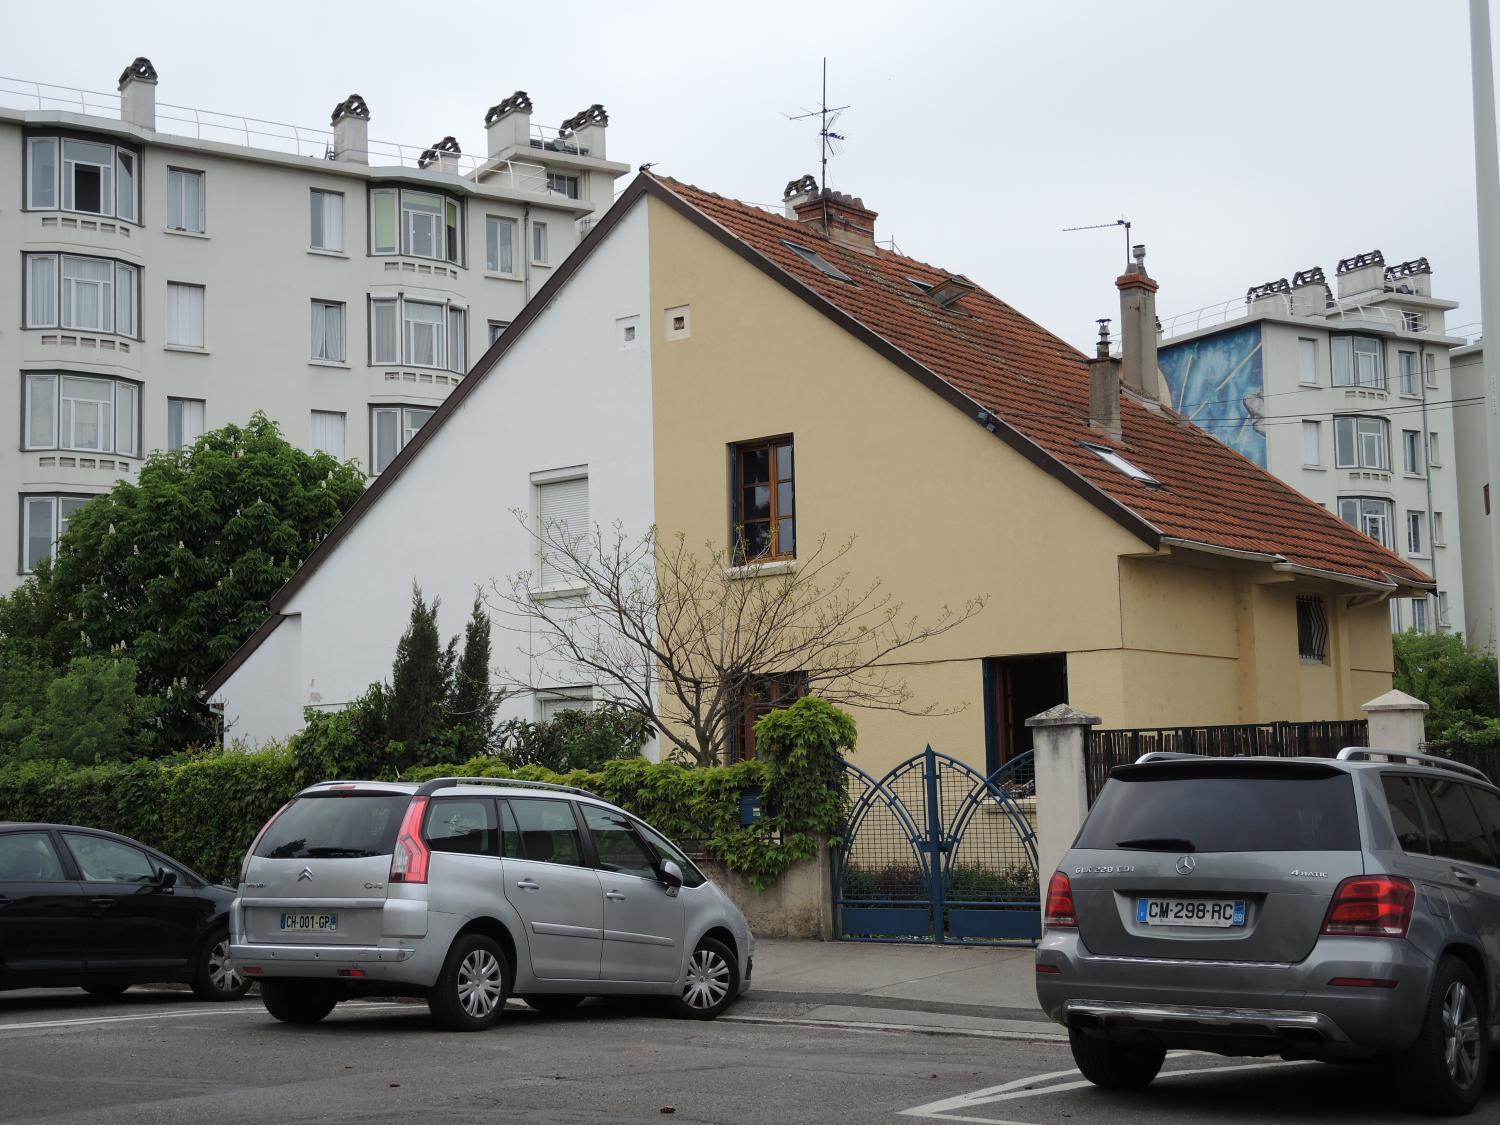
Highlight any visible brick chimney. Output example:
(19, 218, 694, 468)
(118, 57, 157, 130)
(1116, 244, 1159, 401)
(1088, 319, 1122, 437)
(485, 91, 532, 157)
(330, 94, 370, 164)
(793, 188, 878, 253)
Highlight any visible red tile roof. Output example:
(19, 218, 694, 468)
(652, 175, 1432, 590)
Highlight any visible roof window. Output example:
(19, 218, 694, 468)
(781, 240, 852, 282)
(1081, 442, 1161, 487)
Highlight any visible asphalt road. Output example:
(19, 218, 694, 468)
(1, 988, 1497, 1124)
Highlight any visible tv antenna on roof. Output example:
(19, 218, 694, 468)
(785, 58, 849, 192)
(1064, 217, 1133, 266)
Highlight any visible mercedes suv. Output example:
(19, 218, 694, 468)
(1036, 748, 1500, 1116)
(232, 777, 753, 1031)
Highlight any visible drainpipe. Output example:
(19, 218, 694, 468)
(523, 202, 532, 301)
(1419, 342, 1438, 627)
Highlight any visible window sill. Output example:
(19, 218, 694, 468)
(1302, 464, 1326, 471)
(309, 360, 351, 370)
(484, 271, 523, 282)
(307, 247, 349, 259)
(530, 583, 588, 602)
(1398, 393, 1422, 400)
(1298, 657, 1329, 666)
(1298, 381, 1319, 389)
(164, 344, 209, 355)
(725, 559, 796, 580)
(164, 227, 208, 239)
(531, 260, 551, 269)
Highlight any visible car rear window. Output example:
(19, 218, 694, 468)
(254, 794, 409, 859)
(1076, 770, 1361, 853)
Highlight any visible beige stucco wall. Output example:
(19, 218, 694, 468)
(643, 196, 1395, 778)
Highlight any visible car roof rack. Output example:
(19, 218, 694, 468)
(1134, 752, 1204, 764)
(413, 776, 606, 801)
(1336, 747, 1491, 784)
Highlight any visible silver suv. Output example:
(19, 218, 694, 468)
(1037, 748, 1500, 1116)
(232, 777, 753, 1031)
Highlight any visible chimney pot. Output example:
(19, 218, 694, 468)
(783, 173, 819, 218)
(418, 136, 462, 175)
(1088, 317, 1122, 436)
(117, 57, 157, 130)
(330, 94, 370, 164)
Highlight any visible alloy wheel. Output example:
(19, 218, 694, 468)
(457, 949, 504, 1018)
(1442, 979, 1482, 1087)
(208, 939, 244, 994)
(682, 948, 731, 1011)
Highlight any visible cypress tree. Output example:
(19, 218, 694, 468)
(450, 594, 499, 756)
(387, 583, 454, 749)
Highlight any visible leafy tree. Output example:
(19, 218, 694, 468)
(1, 413, 365, 750)
(387, 583, 457, 748)
(449, 594, 500, 757)
(499, 705, 651, 772)
(4, 656, 157, 764)
(1393, 632, 1500, 742)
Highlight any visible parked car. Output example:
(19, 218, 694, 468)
(232, 777, 754, 1031)
(0, 822, 248, 1001)
(1037, 748, 1500, 1116)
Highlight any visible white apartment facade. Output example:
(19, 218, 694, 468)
(1157, 251, 1467, 636)
(1449, 339, 1493, 651)
(1, 59, 629, 589)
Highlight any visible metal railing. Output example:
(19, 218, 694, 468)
(1084, 720, 1371, 804)
(1158, 291, 1454, 343)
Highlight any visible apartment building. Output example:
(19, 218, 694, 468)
(1, 59, 629, 589)
(1449, 339, 1493, 650)
(1157, 252, 1467, 635)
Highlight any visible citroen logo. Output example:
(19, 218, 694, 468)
(1175, 855, 1197, 875)
(297, 867, 314, 882)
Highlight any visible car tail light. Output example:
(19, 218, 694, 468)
(239, 798, 296, 886)
(1328, 977, 1398, 989)
(389, 796, 431, 884)
(1320, 875, 1415, 938)
(1044, 871, 1077, 929)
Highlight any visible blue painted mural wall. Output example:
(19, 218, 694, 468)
(1158, 323, 1267, 466)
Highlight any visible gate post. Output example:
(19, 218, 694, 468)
(1362, 689, 1429, 755)
(1027, 705, 1100, 890)
(922, 746, 945, 944)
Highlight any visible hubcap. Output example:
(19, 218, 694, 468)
(683, 948, 731, 1010)
(1442, 980, 1482, 1088)
(208, 939, 244, 993)
(458, 949, 504, 1019)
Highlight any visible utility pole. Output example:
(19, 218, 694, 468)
(1471, 0, 1500, 699)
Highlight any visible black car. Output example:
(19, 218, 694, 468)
(0, 823, 248, 1001)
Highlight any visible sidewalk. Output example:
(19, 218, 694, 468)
(729, 939, 1062, 1041)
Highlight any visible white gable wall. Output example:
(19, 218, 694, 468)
(212, 201, 655, 750)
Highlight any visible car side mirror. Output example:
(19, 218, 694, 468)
(659, 859, 684, 897)
(156, 868, 177, 890)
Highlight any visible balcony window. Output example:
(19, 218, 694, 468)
(26, 136, 138, 221)
(309, 189, 344, 252)
(1331, 335, 1383, 389)
(23, 373, 139, 457)
(369, 296, 465, 372)
(1333, 415, 1389, 470)
(369, 186, 462, 264)
(21, 495, 89, 573)
(24, 253, 138, 338)
(167, 398, 205, 451)
(166, 168, 204, 232)
(547, 173, 580, 199)
(1338, 496, 1394, 549)
(370, 406, 435, 474)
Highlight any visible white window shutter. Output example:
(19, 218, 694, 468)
(538, 476, 589, 587)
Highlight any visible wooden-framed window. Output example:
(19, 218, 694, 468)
(729, 672, 807, 762)
(731, 436, 795, 562)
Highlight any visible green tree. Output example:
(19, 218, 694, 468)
(1393, 632, 1500, 741)
(9, 656, 157, 764)
(449, 594, 500, 757)
(0, 413, 365, 750)
(387, 583, 457, 748)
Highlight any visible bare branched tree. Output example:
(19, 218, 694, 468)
(486, 518, 987, 765)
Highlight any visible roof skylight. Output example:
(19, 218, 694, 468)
(1081, 442, 1161, 487)
(781, 239, 853, 282)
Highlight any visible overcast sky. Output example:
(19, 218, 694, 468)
(3, 0, 1487, 349)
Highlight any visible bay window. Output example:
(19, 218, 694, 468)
(26, 136, 139, 221)
(1331, 335, 1384, 389)
(1333, 415, 1389, 470)
(24, 253, 138, 337)
(21, 495, 89, 573)
(368, 186, 462, 263)
(23, 373, 140, 457)
(1337, 497, 1394, 549)
(368, 296, 466, 372)
(370, 406, 435, 473)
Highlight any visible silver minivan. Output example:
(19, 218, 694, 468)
(232, 777, 753, 1030)
(1037, 749, 1500, 1116)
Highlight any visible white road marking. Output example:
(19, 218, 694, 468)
(0, 1001, 410, 1033)
(900, 1056, 1317, 1122)
(720, 1012, 1067, 1043)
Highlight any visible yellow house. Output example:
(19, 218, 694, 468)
(637, 174, 1431, 777)
(207, 172, 1434, 779)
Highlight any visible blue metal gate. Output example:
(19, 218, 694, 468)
(833, 747, 1039, 944)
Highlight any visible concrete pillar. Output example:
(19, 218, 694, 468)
(1363, 689, 1430, 755)
(1026, 704, 1100, 885)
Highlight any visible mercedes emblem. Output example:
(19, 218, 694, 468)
(1175, 855, 1197, 875)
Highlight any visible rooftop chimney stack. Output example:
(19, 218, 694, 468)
(792, 188, 878, 253)
(1246, 278, 1291, 317)
(1290, 267, 1330, 316)
(118, 57, 157, 130)
(1116, 244, 1160, 401)
(1335, 250, 1385, 299)
(783, 174, 819, 218)
(330, 95, 370, 164)
(485, 91, 532, 157)
(1385, 257, 1433, 297)
(418, 136, 462, 175)
(559, 104, 608, 158)
(1088, 318, 1122, 437)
